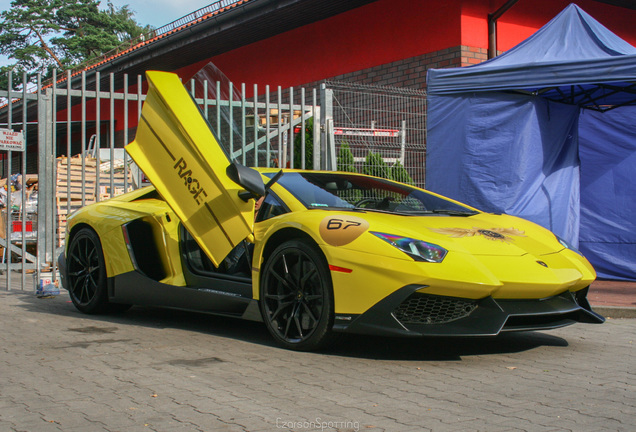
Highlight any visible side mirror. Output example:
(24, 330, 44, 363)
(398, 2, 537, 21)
(226, 161, 266, 202)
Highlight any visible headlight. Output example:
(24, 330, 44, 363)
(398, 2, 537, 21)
(371, 231, 448, 263)
(556, 235, 583, 256)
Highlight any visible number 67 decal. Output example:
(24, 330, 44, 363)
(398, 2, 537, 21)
(326, 218, 362, 230)
(319, 215, 369, 246)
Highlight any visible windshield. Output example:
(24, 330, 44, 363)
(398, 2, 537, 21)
(272, 172, 478, 215)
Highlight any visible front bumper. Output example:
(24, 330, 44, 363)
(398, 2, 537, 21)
(334, 285, 604, 337)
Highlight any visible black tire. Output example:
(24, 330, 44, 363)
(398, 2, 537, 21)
(260, 239, 335, 351)
(66, 227, 116, 314)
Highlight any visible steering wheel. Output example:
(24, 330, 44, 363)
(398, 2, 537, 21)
(354, 197, 393, 209)
(354, 198, 380, 208)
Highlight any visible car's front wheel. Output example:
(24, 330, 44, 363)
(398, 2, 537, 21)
(260, 239, 335, 351)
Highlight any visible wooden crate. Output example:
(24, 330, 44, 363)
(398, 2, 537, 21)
(97, 168, 135, 200)
(55, 154, 135, 246)
(56, 155, 98, 246)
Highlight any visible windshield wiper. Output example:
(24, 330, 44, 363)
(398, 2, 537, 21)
(306, 206, 477, 217)
(308, 205, 358, 211)
(307, 206, 398, 214)
(428, 209, 478, 216)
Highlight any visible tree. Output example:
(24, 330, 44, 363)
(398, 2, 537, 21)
(336, 141, 357, 173)
(0, 0, 62, 84)
(54, 1, 152, 65)
(362, 150, 392, 180)
(390, 160, 414, 185)
(336, 142, 363, 203)
(0, 0, 151, 87)
(293, 117, 314, 169)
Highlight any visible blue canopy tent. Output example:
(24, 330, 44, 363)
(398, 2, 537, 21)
(426, 4, 636, 280)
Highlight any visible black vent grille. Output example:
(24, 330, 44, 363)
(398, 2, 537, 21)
(393, 294, 477, 325)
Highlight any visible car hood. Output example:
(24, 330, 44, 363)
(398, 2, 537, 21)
(317, 210, 563, 257)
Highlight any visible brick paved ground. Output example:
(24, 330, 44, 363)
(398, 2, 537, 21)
(1, 289, 635, 432)
(589, 280, 636, 308)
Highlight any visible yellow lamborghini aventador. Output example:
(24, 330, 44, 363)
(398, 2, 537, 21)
(59, 71, 604, 351)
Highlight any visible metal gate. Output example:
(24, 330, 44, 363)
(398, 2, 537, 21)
(0, 70, 319, 292)
(0, 72, 39, 292)
(324, 81, 427, 187)
(1, 71, 427, 292)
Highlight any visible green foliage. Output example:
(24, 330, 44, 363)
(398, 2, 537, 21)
(0, 0, 62, 83)
(293, 117, 313, 169)
(336, 141, 362, 203)
(336, 141, 356, 173)
(362, 150, 392, 180)
(390, 160, 414, 185)
(54, 1, 152, 64)
(0, 0, 151, 87)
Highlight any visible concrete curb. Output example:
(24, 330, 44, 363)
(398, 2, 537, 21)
(591, 305, 636, 319)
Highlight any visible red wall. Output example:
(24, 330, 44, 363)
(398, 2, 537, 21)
(60, 0, 636, 137)
(461, 0, 636, 51)
(176, 0, 636, 89)
(178, 0, 462, 89)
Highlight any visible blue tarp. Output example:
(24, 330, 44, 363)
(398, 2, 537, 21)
(426, 4, 636, 280)
(579, 107, 636, 280)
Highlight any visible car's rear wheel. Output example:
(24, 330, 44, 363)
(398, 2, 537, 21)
(67, 227, 115, 314)
(260, 239, 335, 351)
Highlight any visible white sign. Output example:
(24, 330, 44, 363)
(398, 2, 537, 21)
(0, 128, 25, 152)
(334, 127, 400, 137)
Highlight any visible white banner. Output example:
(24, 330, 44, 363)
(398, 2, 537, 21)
(0, 128, 25, 152)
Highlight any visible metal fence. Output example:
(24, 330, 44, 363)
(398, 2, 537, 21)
(0, 70, 321, 292)
(0, 70, 428, 292)
(325, 81, 427, 187)
(0, 72, 40, 292)
(186, 73, 321, 170)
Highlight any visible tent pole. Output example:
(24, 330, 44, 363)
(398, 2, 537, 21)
(488, 0, 521, 59)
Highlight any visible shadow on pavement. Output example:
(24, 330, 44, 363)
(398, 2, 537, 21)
(10, 290, 276, 348)
(10, 290, 569, 361)
(325, 331, 568, 361)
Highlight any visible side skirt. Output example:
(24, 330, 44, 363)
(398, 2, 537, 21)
(109, 270, 254, 318)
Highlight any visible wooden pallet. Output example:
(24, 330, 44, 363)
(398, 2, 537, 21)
(55, 154, 135, 246)
(56, 155, 98, 246)
(97, 168, 135, 200)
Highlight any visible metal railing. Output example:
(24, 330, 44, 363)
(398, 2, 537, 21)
(0, 69, 429, 293)
(0, 69, 319, 292)
(326, 80, 427, 188)
(0, 71, 40, 292)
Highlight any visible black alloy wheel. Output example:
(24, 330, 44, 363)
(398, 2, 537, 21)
(66, 227, 111, 314)
(260, 239, 335, 351)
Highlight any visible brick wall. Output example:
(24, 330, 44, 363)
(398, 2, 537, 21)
(460, 46, 489, 66)
(301, 46, 488, 91)
(288, 46, 489, 185)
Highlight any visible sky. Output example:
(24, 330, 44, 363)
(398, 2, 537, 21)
(0, 0, 216, 67)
